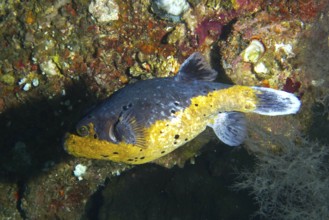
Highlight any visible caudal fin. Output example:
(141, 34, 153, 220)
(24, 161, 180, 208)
(252, 87, 301, 116)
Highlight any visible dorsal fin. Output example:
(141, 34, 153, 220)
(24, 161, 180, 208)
(175, 52, 218, 82)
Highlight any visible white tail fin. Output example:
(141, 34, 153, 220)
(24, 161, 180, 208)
(252, 87, 301, 116)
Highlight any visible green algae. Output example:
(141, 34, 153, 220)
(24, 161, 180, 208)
(0, 73, 15, 86)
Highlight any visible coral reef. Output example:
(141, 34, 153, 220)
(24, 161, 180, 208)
(219, 11, 305, 87)
(0, 0, 328, 219)
(297, 6, 329, 142)
(232, 4, 329, 213)
(19, 159, 129, 219)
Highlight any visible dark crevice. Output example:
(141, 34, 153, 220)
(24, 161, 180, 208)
(210, 44, 233, 84)
(220, 18, 237, 41)
(210, 19, 237, 85)
(16, 180, 27, 219)
(83, 178, 109, 220)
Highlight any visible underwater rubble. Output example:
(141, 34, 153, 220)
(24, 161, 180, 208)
(0, 0, 328, 219)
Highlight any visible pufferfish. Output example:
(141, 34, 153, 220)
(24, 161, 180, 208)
(64, 53, 301, 164)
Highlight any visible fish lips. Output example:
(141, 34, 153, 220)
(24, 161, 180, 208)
(62, 133, 72, 153)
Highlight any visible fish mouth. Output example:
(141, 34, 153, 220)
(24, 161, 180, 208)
(62, 133, 72, 153)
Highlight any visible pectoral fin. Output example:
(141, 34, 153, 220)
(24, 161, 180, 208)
(208, 112, 247, 146)
(114, 109, 147, 148)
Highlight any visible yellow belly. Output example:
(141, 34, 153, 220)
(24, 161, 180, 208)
(64, 85, 258, 164)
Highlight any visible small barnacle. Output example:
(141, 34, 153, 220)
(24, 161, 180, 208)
(275, 43, 295, 58)
(253, 61, 270, 78)
(32, 78, 39, 87)
(242, 40, 265, 64)
(23, 83, 31, 91)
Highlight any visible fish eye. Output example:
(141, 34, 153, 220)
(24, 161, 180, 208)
(77, 125, 89, 137)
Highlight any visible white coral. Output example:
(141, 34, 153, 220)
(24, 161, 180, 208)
(89, 0, 119, 23)
(154, 0, 189, 16)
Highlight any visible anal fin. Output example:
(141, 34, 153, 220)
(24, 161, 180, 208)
(208, 112, 247, 146)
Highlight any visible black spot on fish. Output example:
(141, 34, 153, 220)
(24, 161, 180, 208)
(113, 152, 119, 155)
(203, 114, 206, 117)
(140, 149, 143, 152)
(140, 156, 145, 160)
(174, 134, 180, 139)
(161, 151, 165, 154)
(101, 155, 109, 158)
(127, 158, 134, 162)
(160, 130, 163, 134)
(174, 101, 179, 106)
(185, 138, 188, 141)
(174, 141, 177, 144)
(210, 104, 213, 107)
(170, 109, 176, 114)
(94, 134, 98, 139)
(195, 103, 199, 107)
(122, 103, 133, 111)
